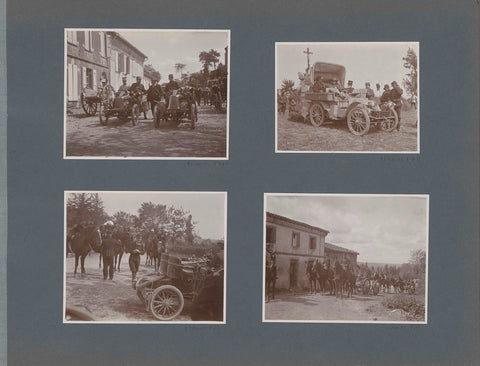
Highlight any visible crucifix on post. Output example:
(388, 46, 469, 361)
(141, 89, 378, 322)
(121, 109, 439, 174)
(303, 47, 313, 72)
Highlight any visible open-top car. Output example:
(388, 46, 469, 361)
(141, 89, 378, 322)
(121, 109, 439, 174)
(153, 88, 197, 129)
(98, 85, 147, 126)
(295, 62, 398, 136)
(136, 254, 223, 321)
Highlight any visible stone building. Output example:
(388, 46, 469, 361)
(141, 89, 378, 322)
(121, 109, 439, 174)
(266, 211, 359, 290)
(324, 242, 359, 266)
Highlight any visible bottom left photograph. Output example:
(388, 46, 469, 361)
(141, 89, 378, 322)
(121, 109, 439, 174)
(64, 190, 227, 324)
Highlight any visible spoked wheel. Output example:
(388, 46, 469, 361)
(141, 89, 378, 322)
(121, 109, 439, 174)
(309, 103, 325, 127)
(81, 95, 98, 116)
(149, 285, 184, 321)
(190, 103, 197, 129)
(131, 104, 140, 126)
(347, 107, 370, 135)
(380, 109, 399, 132)
(98, 103, 109, 125)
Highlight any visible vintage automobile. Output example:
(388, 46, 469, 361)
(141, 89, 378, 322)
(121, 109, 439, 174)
(295, 62, 398, 136)
(153, 88, 197, 129)
(98, 85, 147, 126)
(136, 254, 223, 321)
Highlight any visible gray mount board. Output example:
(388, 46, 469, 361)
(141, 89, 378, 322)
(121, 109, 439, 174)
(5, 0, 480, 365)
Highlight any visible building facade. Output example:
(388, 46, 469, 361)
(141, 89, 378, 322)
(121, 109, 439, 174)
(266, 212, 359, 290)
(324, 242, 358, 266)
(107, 32, 148, 91)
(66, 30, 109, 105)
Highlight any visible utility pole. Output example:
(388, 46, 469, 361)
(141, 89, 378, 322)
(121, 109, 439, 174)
(303, 47, 313, 71)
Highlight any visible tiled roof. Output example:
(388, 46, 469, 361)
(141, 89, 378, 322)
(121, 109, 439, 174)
(325, 242, 359, 255)
(266, 212, 329, 234)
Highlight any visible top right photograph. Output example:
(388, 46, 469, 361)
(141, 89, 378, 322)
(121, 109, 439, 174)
(276, 42, 419, 153)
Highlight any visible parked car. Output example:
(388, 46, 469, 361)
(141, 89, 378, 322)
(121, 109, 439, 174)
(294, 62, 398, 135)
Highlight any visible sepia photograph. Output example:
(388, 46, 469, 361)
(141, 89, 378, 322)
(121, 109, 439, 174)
(64, 191, 226, 323)
(263, 194, 428, 323)
(64, 29, 229, 159)
(276, 42, 419, 153)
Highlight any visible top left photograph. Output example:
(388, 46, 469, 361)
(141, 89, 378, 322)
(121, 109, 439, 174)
(64, 29, 230, 160)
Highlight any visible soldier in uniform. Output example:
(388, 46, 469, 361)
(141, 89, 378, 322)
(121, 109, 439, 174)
(164, 74, 180, 99)
(312, 76, 326, 92)
(117, 76, 130, 97)
(380, 84, 391, 104)
(345, 80, 354, 94)
(365, 82, 375, 100)
(146, 78, 164, 116)
(130, 76, 146, 94)
(390, 81, 404, 130)
(101, 223, 119, 280)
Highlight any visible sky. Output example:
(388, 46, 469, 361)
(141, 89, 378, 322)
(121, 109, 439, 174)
(276, 42, 419, 93)
(90, 192, 226, 240)
(266, 195, 428, 264)
(118, 30, 229, 81)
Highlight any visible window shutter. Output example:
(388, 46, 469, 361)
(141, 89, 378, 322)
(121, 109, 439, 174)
(67, 63, 72, 100)
(73, 64, 79, 100)
(93, 69, 97, 90)
(272, 227, 276, 243)
(82, 67, 87, 89)
(297, 233, 300, 247)
(84, 31, 89, 50)
(114, 51, 118, 72)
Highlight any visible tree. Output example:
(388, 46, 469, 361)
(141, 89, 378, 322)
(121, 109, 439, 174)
(409, 249, 426, 276)
(174, 63, 186, 78)
(185, 214, 194, 245)
(199, 49, 221, 74)
(66, 193, 107, 227)
(281, 79, 295, 92)
(112, 211, 137, 231)
(144, 64, 161, 81)
(402, 48, 418, 98)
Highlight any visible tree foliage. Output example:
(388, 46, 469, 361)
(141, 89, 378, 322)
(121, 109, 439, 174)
(144, 64, 161, 81)
(281, 79, 295, 92)
(199, 49, 221, 74)
(66, 193, 108, 227)
(402, 48, 418, 98)
(174, 63, 186, 77)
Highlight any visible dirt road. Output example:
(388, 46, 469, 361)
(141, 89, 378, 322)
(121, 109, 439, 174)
(277, 108, 418, 152)
(65, 253, 191, 322)
(264, 291, 408, 322)
(65, 105, 227, 158)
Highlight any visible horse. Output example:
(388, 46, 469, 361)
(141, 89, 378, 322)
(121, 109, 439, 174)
(67, 224, 102, 275)
(316, 262, 328, 294)
(325, 262, 335, 295)
(343, 264, 356, 298)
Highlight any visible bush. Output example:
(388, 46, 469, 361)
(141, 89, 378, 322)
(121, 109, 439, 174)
(382, 294, 425, 321)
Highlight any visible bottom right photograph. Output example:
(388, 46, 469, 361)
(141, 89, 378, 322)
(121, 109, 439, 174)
(263, 193, 428, 324)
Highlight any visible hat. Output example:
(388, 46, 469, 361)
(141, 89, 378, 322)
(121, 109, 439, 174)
(365, 82, 370, 86)
(122, 76, 127, 80)
(391, 81, 398, 86)
(136, 76, 142, 80)
(384, 84, 390, 90)
(104, 220, 114, 227)
(348, 80, 353, 85)
(168, 74, 174, 78)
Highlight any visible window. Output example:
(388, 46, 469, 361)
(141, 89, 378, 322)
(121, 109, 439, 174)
(291, 231, 300, 248)
(266, 226, 276, 244)
(99, 32, 106, 56)
(83, 31, 92, 51)
(66, 31, 77, 44)
(309, 236, 316, 250)
(114, 51, 119, 72)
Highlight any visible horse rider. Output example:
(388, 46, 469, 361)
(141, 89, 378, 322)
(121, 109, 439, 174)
(117, 76, 130, 97)
(306, 261, 317, 294)
(390, 81, 403, 130)
(146, 78, 164, 117)
(101, 221, 118, 280)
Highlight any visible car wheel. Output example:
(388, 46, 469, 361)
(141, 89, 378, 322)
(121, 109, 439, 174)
(149, 285, 184, 321)
(131, 104, 139, 126)
(98, 104, 109, 125)
(380, 109, 399, 132)
(309, 103, 325, 127)
(347, 106, 370, 135)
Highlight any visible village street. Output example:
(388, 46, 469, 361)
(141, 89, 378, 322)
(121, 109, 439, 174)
(65, 253, 192, 322)
(65, 105, 227, 158)
(265, 291, 408, 322)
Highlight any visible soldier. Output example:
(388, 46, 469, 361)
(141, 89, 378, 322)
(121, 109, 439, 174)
(375, 83, 381, 98)
(117, 76, 130, 97)
(164, 74, 179, 98)
(312, 76, 326, 92)
(365, 82, 375, 100)
(345, 80, 354, 94)
(390, 81, 404, 130)
(101, 223, 118, 280)
(130, 76, 146, 94)
(380, 84, 391, 104)
(146, 78, 164, 116)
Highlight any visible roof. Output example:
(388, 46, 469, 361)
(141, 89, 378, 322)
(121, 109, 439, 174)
(108, 32, 148, 60)
(266, 212, 329, 234)
(325, 242, 359, 255)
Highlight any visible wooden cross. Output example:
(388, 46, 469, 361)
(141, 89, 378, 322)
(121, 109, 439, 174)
(303, 47, 313, 71)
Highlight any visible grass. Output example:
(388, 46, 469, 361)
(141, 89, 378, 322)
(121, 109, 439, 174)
(382, 294, 425, 321)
